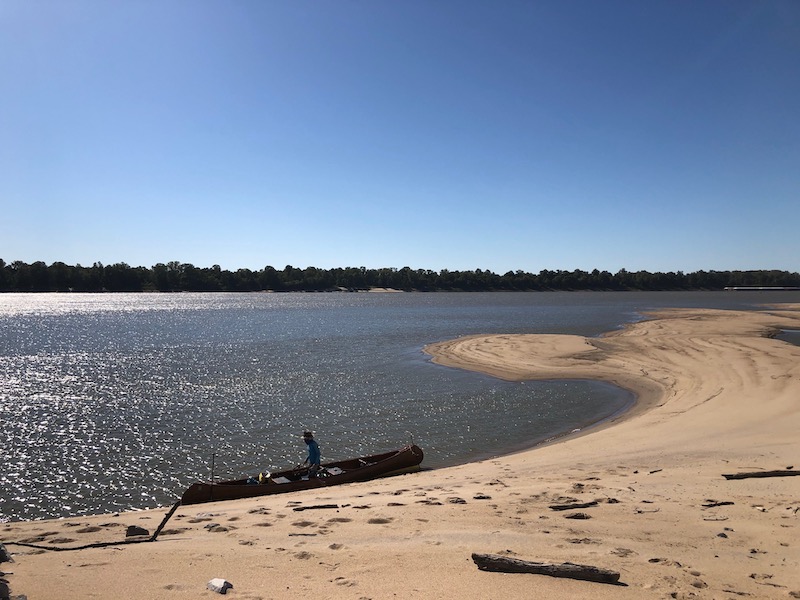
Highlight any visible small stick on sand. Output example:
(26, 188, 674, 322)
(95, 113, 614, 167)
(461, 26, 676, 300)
(292, 504, 340, 512)
(702, 500, 734, 508)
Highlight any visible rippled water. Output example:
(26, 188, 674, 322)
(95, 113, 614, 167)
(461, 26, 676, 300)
(2, 290, 798, 522)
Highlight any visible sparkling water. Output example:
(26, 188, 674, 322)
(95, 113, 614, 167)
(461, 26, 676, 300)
(2, 290, 798, 521)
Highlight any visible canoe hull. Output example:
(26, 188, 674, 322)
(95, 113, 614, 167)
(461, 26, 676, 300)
(181, 444, 424, 505)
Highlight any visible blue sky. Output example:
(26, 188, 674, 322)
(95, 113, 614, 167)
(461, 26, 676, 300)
(2, 1, 798, 274)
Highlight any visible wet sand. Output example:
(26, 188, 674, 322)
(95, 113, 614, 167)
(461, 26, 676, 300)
(3, 305, 800, 599)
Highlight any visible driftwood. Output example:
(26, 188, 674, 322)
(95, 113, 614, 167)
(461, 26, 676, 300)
(292, 504, 339, 512)
(548, 500, 599, 511)
(722, 470, 800, 480)
(471, 553, 621, 584)
(702, 500, 734, 508)
(5, 500, 182, 552)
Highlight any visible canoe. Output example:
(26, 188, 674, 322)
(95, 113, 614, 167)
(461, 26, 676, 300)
(181, 444, 424, 505)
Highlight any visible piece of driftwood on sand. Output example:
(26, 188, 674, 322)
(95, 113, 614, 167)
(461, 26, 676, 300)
(3, 501, 181, 553)
(548, 500, 599, 511)
(471, 553, 621, 584)
(722, 469, 800, 480)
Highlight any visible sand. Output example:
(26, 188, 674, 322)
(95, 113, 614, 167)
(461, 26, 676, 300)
(3, 305, 800, 599)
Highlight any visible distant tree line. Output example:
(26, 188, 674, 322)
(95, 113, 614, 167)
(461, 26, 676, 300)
(1, 259, 798, 292)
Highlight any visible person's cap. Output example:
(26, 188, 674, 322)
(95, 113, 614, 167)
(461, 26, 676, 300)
(302, 431, 314, 438)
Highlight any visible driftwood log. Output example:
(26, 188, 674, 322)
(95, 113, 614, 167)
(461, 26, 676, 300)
(548, 500, 599, 511)
(722, 470, 800, 480)
(471, 553, 620, 584)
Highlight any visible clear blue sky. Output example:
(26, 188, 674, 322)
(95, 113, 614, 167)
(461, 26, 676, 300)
(2, 1, 798, 274)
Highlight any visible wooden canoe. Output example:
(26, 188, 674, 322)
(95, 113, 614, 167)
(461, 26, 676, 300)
(181, 444, 424, 505)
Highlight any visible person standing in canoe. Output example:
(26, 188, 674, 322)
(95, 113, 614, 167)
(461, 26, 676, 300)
(301, 430, 321, 477)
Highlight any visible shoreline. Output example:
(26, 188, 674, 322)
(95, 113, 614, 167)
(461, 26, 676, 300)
(4, 305, 800, 599)
(422, 318, 670, 440)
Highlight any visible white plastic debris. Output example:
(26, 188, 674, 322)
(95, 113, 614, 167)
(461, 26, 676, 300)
(207, 578, 233, 594)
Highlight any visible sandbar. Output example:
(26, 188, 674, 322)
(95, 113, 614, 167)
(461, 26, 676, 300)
(3, 305, 800, 599)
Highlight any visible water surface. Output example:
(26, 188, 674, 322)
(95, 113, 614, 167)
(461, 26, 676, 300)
(2, 290, 798, 521)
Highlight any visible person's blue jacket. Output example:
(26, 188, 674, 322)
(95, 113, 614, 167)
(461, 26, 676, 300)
(305, 438, 321, 465)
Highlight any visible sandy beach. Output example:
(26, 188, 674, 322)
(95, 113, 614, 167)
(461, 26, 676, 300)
(3, 305, 800, 599)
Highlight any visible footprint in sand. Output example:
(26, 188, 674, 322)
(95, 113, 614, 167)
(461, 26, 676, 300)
(291, 520, 317, 528)
(367, 517, 393, 525)
(20, 531, 60, 543)
(572, 482, 603, 493)
(648, 557, 683, 567)
(75, 526, 102, 534)
(331, 576, 357, 587)
(327, 517, 352, 524)
(163, 583, 186, 591)
(159, 528, 190, 536)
